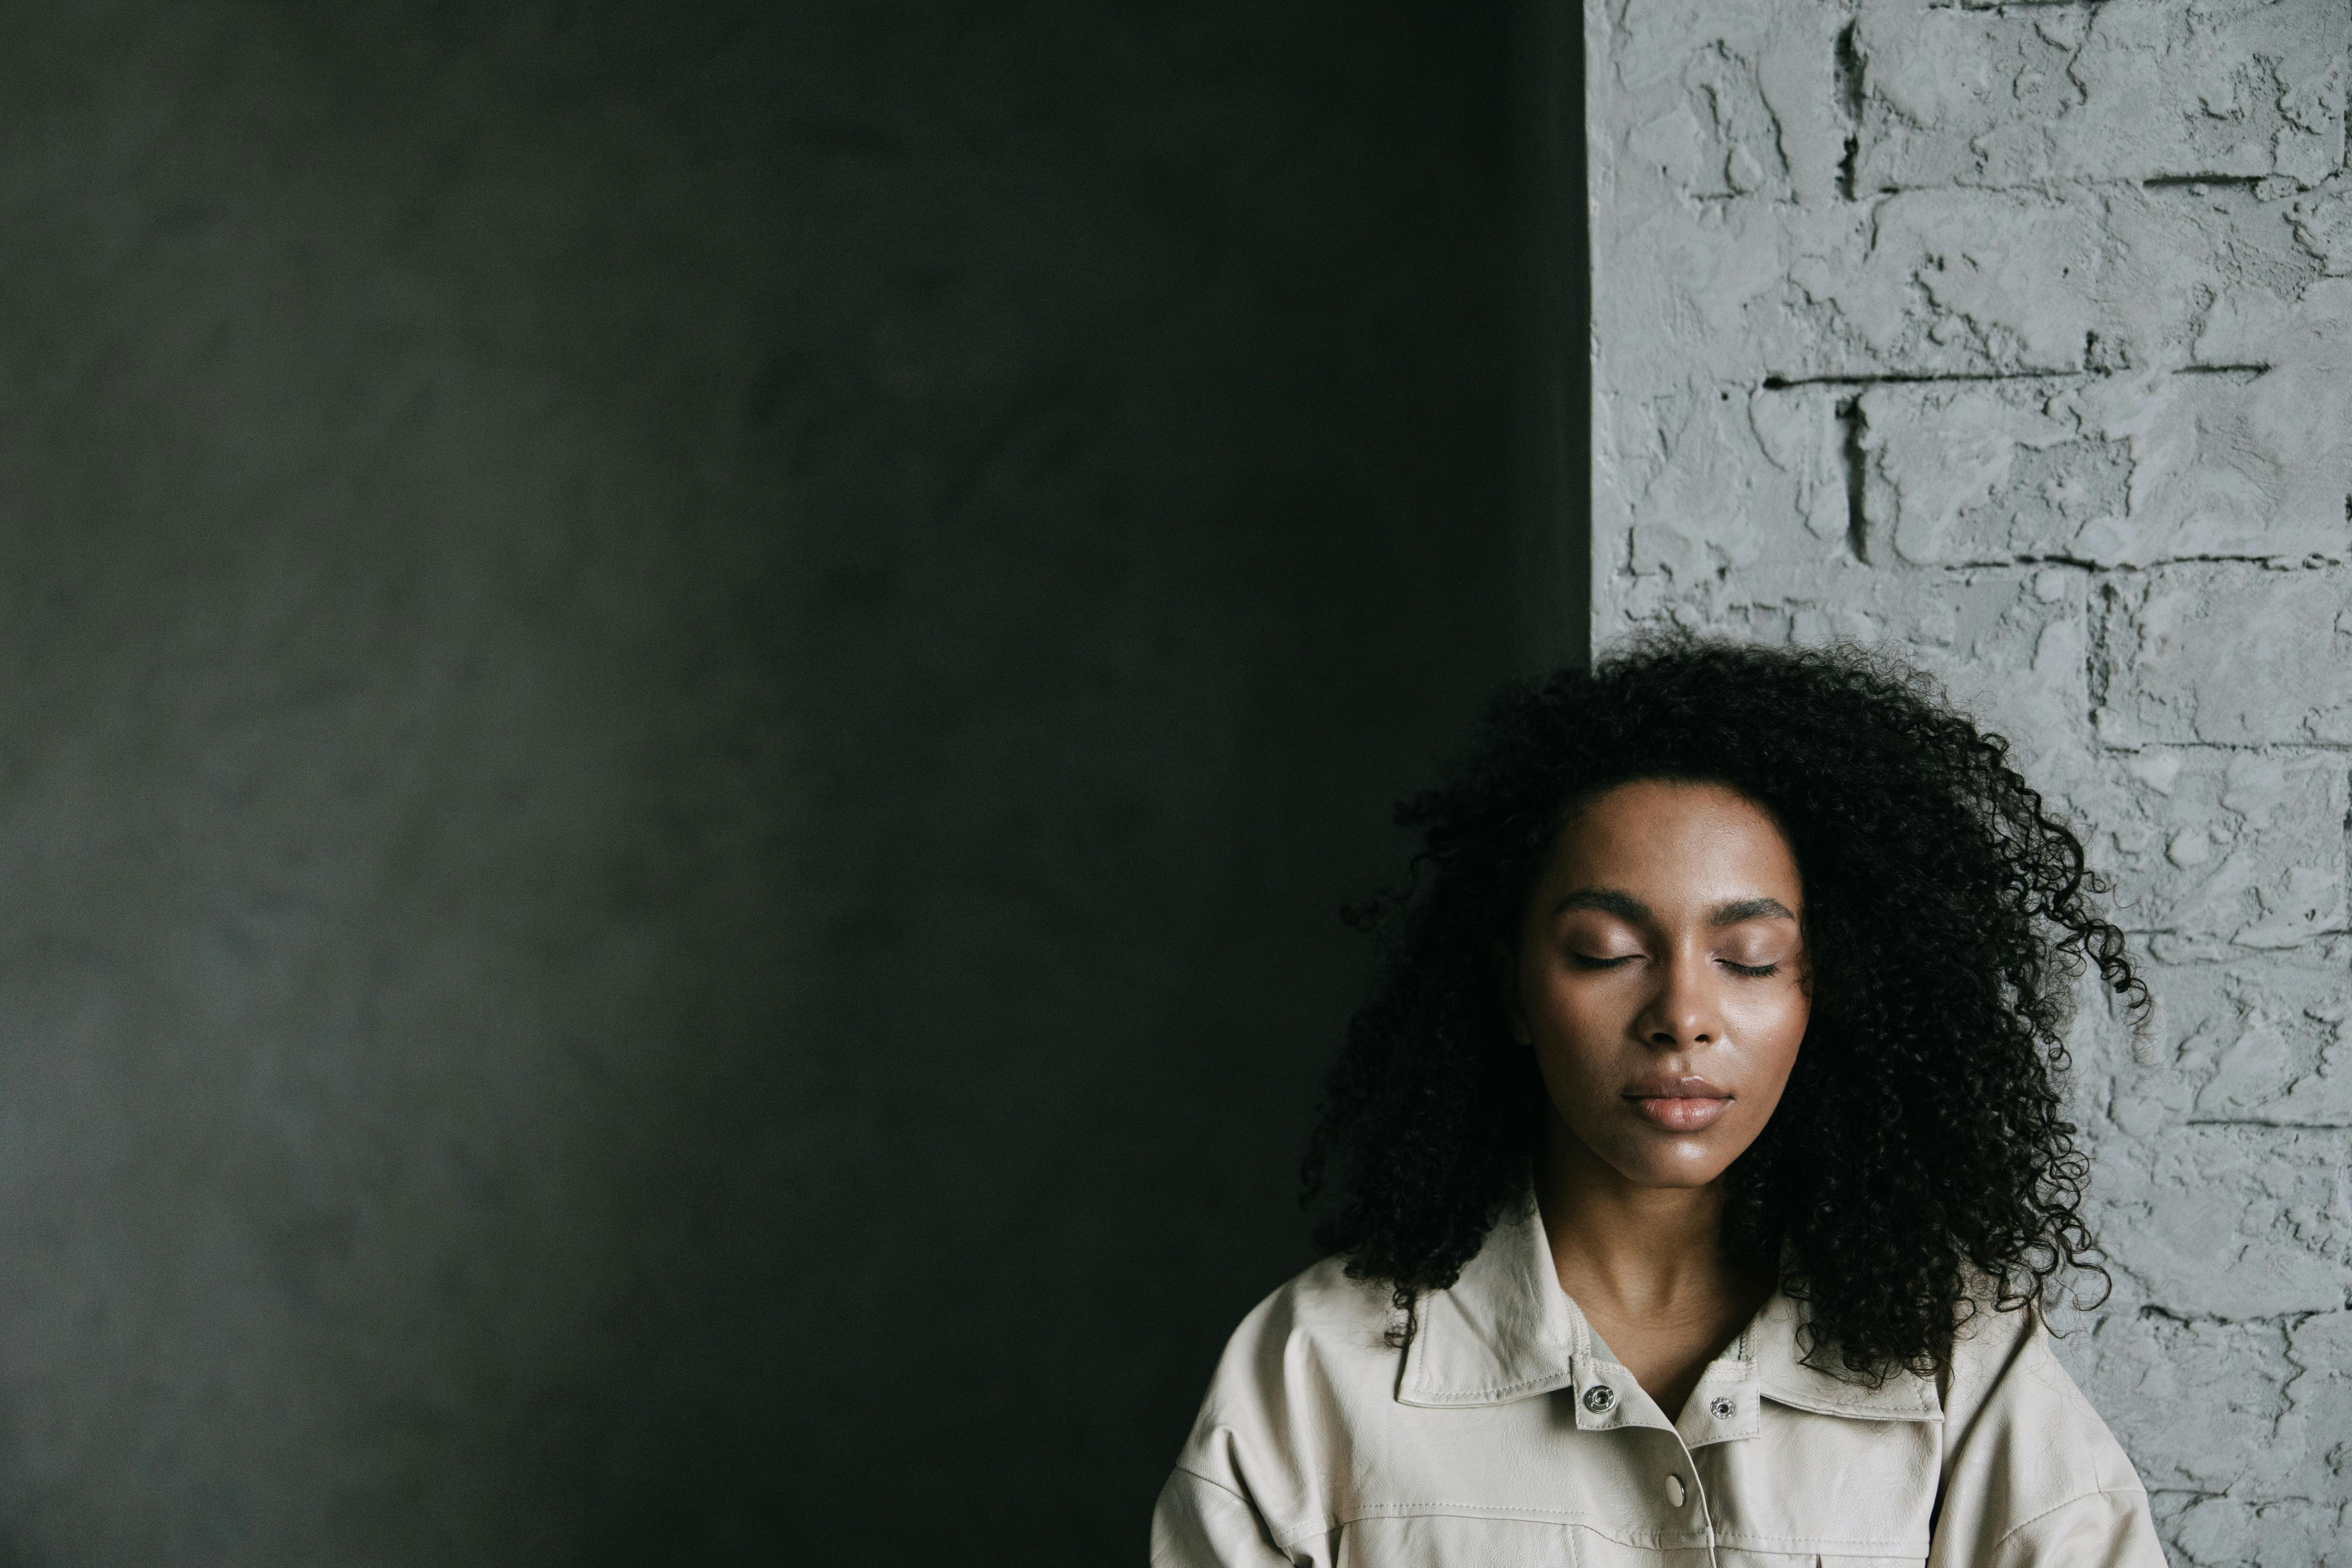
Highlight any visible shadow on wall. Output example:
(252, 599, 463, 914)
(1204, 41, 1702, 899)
(0, 1, 1518, 1563)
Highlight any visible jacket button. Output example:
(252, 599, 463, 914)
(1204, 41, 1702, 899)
(1709, 1397, 1736, 1419)
(1581, 1385, 1617, 1414)
(1666, 1474, 1687, 1508)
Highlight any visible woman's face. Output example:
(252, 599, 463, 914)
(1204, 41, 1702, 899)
(1506, 778, 1810, 1190)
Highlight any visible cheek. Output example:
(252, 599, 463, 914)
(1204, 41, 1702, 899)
(1727, 986, 1810, 1079)
(1524, 972, 1642, 1095)
(1526, 966, 1638, 1041)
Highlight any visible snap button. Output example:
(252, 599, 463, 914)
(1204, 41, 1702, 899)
(1709, 1396, 1736, 1419)
(1666, 1473, 1687, 1507)
(1581, 1384, 1617, 1414)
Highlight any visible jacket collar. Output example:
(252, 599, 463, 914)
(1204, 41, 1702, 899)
(1395, 1190, 1940, 1423)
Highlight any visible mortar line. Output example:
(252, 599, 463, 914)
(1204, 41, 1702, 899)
(2142, 175, 2269, 190)
(1859, 175, 2286, 197)
(1763, 371, 2078, 387)
(1834, 9, 1863, 203)
(1934, 553, 2339, 570)
(1837, 396, 1868, 564)
(1761, 365, 2268, 390)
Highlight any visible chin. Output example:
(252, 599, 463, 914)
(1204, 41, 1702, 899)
(1603, 1141, 1735, 1190)
(1624, 1165, 1728, 1190)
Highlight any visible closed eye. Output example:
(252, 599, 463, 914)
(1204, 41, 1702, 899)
(1720, 960, 1780, 978)
(1569, 953, 1641, 970)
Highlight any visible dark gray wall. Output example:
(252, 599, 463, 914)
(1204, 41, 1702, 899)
(1512, 0, 1589, 673)
(0, 2, 1515, 1561)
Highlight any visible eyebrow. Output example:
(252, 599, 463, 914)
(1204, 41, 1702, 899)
(1709, 895, 1798, 926)
(1550, 888, 1797, 926)
(1551, 888, 1650, 922)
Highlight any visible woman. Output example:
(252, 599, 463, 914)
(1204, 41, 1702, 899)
(1154, 639, 2165, 1567)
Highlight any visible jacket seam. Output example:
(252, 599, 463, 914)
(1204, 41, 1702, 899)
(1287, 1504, 1933, 1554)
(1416, 1380, 1937, 1419)
(1169, 1465, 1257, 1511)
(1713, 1529, 1935, 1550)
(1169, 1467, 1307, 1563)
(1289, 1502, 1933, 1552)
(1986, 1484, 2150, 1555)
(1176, 1466, 2065, 1558)
(1275, 1502, 1718, 1550)
(1399, 1371, 1576, 1403)
(1409, 1361, 1778, 1408)
(1758, 1393, 1942, 1423)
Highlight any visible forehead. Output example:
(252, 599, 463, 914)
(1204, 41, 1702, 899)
(1536, 779, 1802, 902)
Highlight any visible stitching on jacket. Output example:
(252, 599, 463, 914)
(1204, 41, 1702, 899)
(1401, 1369, 1576, 1402)
(1417, 1358, 1776, 1408)
(1275, 1502, 1717, 1552)
(1169, 1464, 1254, 1506)
(1986, 1484, 2151, 1555)
(1278, 1500, 1940, 1554)
(1757, 1392, 1942, 1422)
(1168, 1467, 1283, 1537)
(1710, 1528, 1935, 1550)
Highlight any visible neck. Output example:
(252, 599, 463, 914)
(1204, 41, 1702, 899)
(1534, 1116, 1751, 1321)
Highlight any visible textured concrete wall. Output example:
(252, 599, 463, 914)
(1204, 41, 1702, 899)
(1586, 1, 2352, 1560)
(0, 3, 1514, 1563)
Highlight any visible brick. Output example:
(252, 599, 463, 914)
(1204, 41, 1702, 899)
(1597, 126, 2346, 406)
(2282, 1312, 2352, 1489)
(1897, 177, 2331, 372)
(2099, 567, 2352, 745)
(1598, 377, 1848, 588)
(2099, 950, 2352, 1135)
(1855, 0, 2351, 191)
(1784, 179, 2336, 380)
(2056, 1305, 2352, 1536)
(1856, 366, 2352, 568)
(2290, 179, 2352, 276)
(1783, 189, 2116, 377)
(2168, 1496, 2352, 1568)
(1596, 0, 1848, 206)
(2094, 1126, 2352, 1317)
(1600, 180, 2338, 394)
(2078, 746, 2347, 947)
(2059, 1310, 2302, 1492)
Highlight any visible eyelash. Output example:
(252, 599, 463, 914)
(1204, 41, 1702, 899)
(1569, 955, 1780, 978)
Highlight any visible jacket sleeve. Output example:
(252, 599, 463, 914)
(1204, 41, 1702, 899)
(1926, 1306, 2167, 1568)
(1151, 1465, 1295, 1567)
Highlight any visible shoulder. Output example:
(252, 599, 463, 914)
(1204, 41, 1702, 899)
(1189, 1255, 1400, 1435)
(1933, 1301, 2161, 1563)
(1168, 1257, 1398, 1514)
(1941, 1297, 2129, 1461)
(1159, 1257, 1397, 1552)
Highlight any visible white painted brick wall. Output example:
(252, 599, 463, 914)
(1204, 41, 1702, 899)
(1584, 1, 2352, 1559)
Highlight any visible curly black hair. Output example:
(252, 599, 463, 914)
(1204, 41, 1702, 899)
(1302, 636, 2144, 1383)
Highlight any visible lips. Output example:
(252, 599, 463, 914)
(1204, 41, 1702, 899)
(1623, 1074, 1732, 1132)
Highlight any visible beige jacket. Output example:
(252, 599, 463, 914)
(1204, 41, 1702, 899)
(1155, 1195, 2163, 1567)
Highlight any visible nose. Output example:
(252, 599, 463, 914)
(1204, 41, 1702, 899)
(1636, 950, 1721, 1049)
